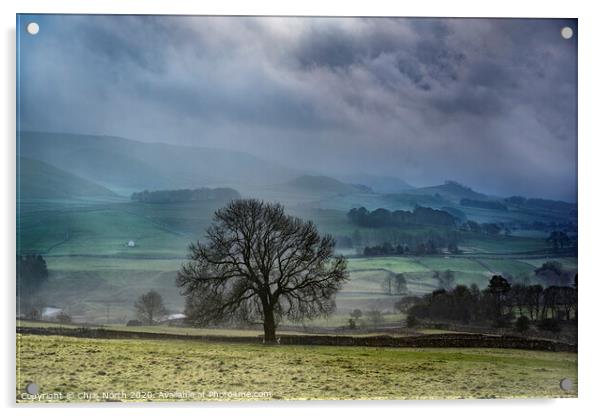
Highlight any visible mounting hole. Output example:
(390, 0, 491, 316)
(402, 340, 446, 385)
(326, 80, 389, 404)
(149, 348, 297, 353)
(561, 26, 573, 40)
(25, 382, 39, 395)
(559, 378, 574, 391)
(26, 22, 39, 35)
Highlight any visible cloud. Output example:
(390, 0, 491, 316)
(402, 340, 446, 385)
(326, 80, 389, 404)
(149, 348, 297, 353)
(18, 15, 577, 200)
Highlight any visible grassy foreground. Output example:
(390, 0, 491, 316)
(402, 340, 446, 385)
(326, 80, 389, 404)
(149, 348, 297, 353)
(17, 334, 576, 402)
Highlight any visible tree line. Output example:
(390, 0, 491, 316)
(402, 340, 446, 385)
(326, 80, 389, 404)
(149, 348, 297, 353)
(347, 206, 457, 228)
(458, 220, 503, 235)
(504, 196, 577, 213)
(347, 206, 512, 239)
(398, 274, 577, 331)
(335, 228, 462, 252)
(131, 187, 240, 203)
(381, 273, 408, 295)
(505, 220, 576, 234)
(362, 240, 460, 256)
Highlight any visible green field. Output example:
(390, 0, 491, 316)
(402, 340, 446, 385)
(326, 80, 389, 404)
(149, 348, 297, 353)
(16, 334, 577, 402)
(18, 198, 554, 258)
(17, 194, 577, 325)
(26, 252, 577, 324)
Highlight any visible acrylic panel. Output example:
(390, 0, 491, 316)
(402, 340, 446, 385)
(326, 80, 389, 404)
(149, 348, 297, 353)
(16, 14, 578, 403)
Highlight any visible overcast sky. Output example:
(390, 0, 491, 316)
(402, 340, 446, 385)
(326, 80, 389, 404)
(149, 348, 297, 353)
(18, 15, 577, 201)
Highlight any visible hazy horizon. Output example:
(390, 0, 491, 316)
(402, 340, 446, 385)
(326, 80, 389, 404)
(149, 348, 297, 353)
(19, 128, 577, 203)
(18, 15, 577, 201)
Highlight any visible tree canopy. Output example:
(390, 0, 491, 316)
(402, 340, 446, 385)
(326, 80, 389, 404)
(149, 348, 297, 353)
(347, 206, 457, 228)
(134, 290, 167, 324)
(177, 199, 348, 342)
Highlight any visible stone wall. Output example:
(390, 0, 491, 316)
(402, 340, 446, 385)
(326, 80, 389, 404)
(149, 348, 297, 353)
(17, 326, 576, 352)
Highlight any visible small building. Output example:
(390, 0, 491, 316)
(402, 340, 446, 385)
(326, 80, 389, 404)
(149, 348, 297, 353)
(41, 306, 63, 319)
(162, 313, 187, 326)
(127, 240, 136, 247)
(166, 313, 186, 321)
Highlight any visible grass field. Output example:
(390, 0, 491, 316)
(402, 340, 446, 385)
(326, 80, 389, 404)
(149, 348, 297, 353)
(17, 199, 553, 258)
(23, 252, 577, 324)
(17, 197, 577, 325)
(16, 334, 577, 402)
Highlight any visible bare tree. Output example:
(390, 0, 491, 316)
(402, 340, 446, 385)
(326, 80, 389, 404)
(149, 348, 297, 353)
(509, 284, 528, 317)
(350, 309, 363, 320)
(487, 275, 511, 318)
(382, 273, 407, 295)
(134, 290, 167, 325)
(176, 199, 348, 343)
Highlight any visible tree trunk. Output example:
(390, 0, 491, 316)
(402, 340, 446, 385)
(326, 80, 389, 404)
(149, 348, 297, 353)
(262, 305, 277, 344)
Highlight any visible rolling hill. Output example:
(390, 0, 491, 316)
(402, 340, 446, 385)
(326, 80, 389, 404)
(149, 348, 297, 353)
(406, 181, 491, 202)
(17, 157, 117, 199)
(340, 174, 414, 193)
(286, 175, 372, 194)
(18, 131, 298, 194)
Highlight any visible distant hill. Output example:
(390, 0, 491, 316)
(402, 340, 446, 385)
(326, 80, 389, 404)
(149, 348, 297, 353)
(131, 188, 241, 203)
(57, 147, 172, 190)
(286, 175, 372, 194)
(407, 181, 490, 202)
(339, 174, 414, 193)
(461, 198, 508, 211)
(18, 131, 298, 194)
(382, 192, 450, 208)
(18, 157, 116, 199)
(505, 196, 576, 213)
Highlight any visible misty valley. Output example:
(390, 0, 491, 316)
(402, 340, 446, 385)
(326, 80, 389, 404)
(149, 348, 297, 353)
(17, 131, 577, 344)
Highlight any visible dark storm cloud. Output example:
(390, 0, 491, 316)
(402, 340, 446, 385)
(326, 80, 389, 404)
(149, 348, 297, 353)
(18, 15, 577, 200)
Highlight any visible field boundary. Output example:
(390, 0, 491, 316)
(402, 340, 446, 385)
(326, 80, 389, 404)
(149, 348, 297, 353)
(17, 326, 576, 352)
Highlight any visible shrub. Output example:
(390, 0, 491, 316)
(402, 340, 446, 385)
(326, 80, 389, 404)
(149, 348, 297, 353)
(406, 315, 418, 328)
(126, 319, 143, 327)
(514, 316, 530, 333)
